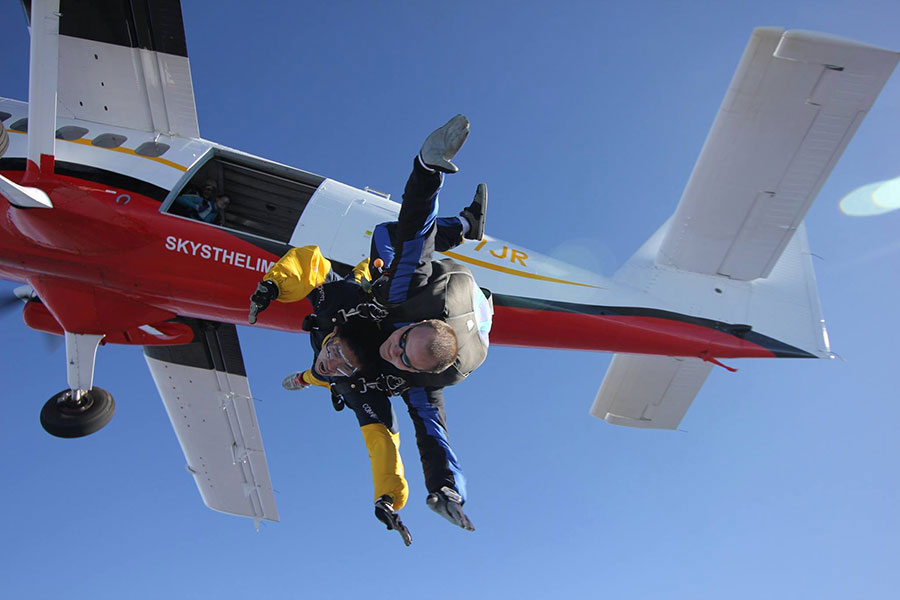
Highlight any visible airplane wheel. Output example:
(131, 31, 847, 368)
(40, 387, 116, 438)
(0, 121, 8, 157)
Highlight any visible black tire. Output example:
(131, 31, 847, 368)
(0, 121, 8, 158)
(40, 387, 116, 438)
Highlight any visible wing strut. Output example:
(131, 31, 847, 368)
(25, 0, 60, 180)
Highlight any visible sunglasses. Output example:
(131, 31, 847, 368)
(323, 336, 358, 377)
(398, 324, 425, 371)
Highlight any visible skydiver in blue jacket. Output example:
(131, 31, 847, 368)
(251, 116, 491, 544)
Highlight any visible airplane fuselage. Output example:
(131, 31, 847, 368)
(0, 97, 815, 360)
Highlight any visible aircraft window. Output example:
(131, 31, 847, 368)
(10, 118, 28, 132)
(92, 133, 127, 148)
(166, 153, 325, 243)
(135, 141, 170, 157)
(0, 112, 10, 122)
(56, 126, 90, 141)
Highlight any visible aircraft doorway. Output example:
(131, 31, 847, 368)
(163, 149, 326, 244)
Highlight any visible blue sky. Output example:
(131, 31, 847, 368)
(2, 1, 900, 598)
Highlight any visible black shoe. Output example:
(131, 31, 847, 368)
(418, 114, 470, 174)
(426, 486, 475, 531)
(374, 495, 412, 546)
(460, 183, 487, 241)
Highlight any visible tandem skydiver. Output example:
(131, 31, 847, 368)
(248, 115, 493, 546)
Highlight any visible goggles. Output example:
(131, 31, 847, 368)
(398, 324, 425, 371)
(323, 336, 358, 377)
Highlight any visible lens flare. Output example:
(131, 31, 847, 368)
(839, 176, 900, 216)
(873, 177, 900, 210)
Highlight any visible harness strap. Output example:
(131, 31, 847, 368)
(331, 373, 409, 398)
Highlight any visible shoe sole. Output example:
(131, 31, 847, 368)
(467, 183, 487, 241)
(420, 114, 470, 173)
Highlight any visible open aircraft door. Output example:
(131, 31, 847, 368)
(289, 179, 400, 266)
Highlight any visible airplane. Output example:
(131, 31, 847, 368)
(1, 0, 897, 526)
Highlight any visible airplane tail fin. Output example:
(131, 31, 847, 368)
(592, 220, 829, 430)
(590, 26, 897, 429)
(740, 222, 831, 359)
(613, 218, 830, 360)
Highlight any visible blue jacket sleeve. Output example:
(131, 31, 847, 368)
(402, 386, 466, 500)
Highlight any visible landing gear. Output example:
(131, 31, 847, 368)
(40, 387, 115, 438)
(39, 331, 114, 438)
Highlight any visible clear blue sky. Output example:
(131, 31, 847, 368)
(2, 1, 899, 598)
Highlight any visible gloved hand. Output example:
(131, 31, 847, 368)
(330, 387, 345, 412)
(375, 495, 412, 547)
(426, 486, 475, 531)
(248, 280, 279, 324)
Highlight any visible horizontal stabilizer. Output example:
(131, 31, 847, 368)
(658, 28, 899, 280)
(590, 354, 713, 430)
(144, 320, 278, 523)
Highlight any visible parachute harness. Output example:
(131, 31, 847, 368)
(308, 275, 410, 400)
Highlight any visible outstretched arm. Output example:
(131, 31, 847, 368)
(249, 245, 336, 323)
(262, 245, 334, 302)
(402, 386, 466, 501)
(342, 391, 410, 510)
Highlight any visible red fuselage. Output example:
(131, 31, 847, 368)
(0, 164, 809, 360)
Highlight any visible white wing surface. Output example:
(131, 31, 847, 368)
(657, 28, 899, 280)
(39, 0, 200, 137)
(143, 320, 278, 523)
(590, 354, 713, 430)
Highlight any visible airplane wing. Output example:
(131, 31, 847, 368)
(23, 0, 200, 138)
(143, 319, 279, 524)
(657, 28, 899, 280)
(590, 354, 713, 430)
(596, 28, 898, 430)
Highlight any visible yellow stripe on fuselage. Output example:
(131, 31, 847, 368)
(7, 129, 189, 172)
(64, 137, 188, 171)
(9, 130, 601, 290)
(439, 249, 605, 289)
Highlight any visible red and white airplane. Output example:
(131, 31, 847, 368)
(1, 0, 897, 525)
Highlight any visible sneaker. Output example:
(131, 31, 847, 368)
(418, 114, 470, 174)
(426, 486, 475, 531)
(374, 495, 412, 546)
(282, 371, 309, 390)
(460, 183, 487, 241)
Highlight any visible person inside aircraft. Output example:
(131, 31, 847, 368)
(174, 178, 230, 225)
(249, 115, 490, 542)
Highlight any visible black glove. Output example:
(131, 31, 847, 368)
(375, 496, 412, 547)
(248, 280, 279, 324)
